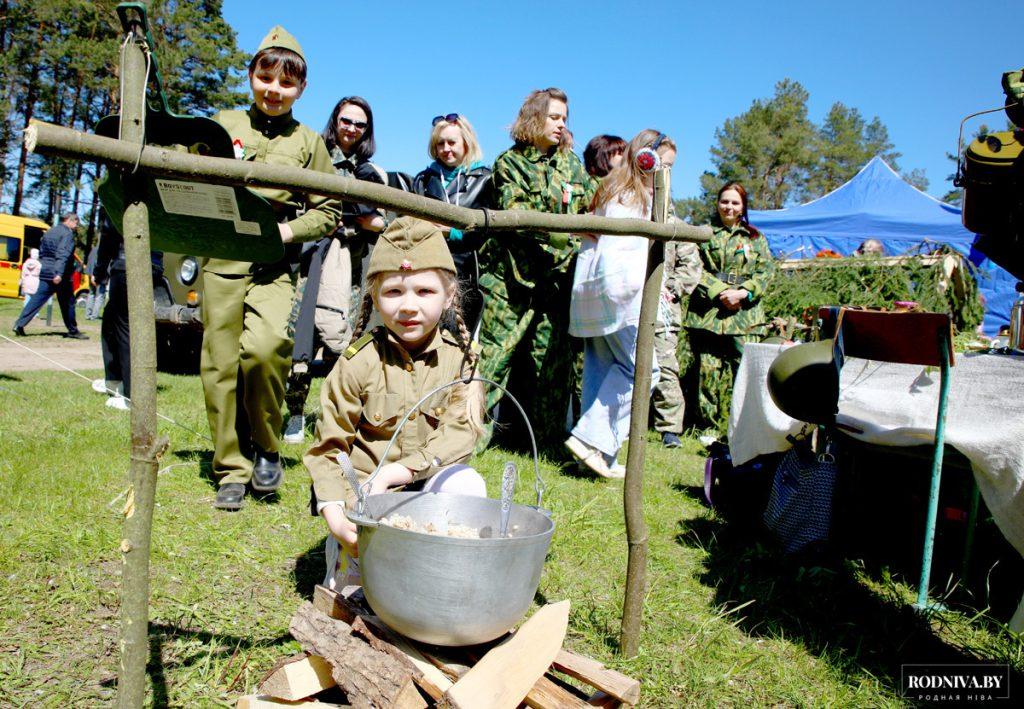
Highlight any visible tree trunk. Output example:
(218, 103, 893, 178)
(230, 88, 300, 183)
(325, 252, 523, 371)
(114, 17, 164, 709)
(69, 80, 85, 214)
(12, 25, 43, 216)
(0, 0, 10, 53)
(620, 168, 670, 657)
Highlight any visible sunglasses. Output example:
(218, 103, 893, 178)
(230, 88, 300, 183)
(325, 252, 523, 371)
(338, 116, 368, 130)
(432, 113, 460, 126)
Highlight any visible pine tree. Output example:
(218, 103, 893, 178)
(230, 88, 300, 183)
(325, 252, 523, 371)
(683, 82, 931, 218)
(1, 0, 247, 217)
(707, 79, 816, 211)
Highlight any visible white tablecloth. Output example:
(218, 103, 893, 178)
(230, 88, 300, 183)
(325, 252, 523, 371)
(729, 343, 1024, 631)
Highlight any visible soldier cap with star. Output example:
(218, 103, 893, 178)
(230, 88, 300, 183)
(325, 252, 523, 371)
(257, 25, 304, 61)
(366, 217, 456, 278)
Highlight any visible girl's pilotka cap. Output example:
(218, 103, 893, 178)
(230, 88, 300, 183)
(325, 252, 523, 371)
(366, 217, 457, 278)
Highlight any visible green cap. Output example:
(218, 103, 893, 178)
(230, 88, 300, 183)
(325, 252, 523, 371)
(366, 217, 456, 278)
(257, 26, 304, 61)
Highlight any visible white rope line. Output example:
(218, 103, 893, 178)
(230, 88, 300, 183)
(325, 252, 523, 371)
(0, 331, 212, 442)
(107, 461, 208, 508)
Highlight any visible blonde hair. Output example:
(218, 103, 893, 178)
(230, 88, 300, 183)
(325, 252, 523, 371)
(352, 269, 485, 436)
(510, 87, 572, 152)
(428, 115, 483, 165)
(593, 129, 677, 212)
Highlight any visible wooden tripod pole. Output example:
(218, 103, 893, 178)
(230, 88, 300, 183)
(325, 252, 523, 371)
(115, 15, 166, 708)
(620, 167, 670, 657)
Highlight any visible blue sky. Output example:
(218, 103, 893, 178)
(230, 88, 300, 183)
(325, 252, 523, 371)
(223, 0, 1021, 203)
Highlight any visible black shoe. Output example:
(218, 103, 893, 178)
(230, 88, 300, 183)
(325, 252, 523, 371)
(251, 450, 283, 492)
(214, 482, 246, 510)
(662, 432, 683, 449)
(12, 326, 26, 337)
(64, 331, 89, 340)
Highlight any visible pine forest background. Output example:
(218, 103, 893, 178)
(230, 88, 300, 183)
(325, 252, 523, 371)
(0, 0, 953, 245)
(0, 0, 248, 249)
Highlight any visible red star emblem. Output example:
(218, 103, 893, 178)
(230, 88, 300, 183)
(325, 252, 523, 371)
(400, 259, 413, 270)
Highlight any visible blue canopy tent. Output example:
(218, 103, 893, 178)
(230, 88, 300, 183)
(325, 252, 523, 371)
(748, 156, 1015, 335)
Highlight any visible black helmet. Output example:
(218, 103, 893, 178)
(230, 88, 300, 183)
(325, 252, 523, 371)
(767, 339, 844, 426)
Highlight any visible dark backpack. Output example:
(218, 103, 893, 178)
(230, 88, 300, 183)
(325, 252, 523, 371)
(703, 441, 781, 520)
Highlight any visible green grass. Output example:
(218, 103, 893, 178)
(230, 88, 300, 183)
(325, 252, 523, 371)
(1, 299, 1021, 707)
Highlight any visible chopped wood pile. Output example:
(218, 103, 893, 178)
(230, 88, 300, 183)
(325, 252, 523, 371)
(236, 585, 640, 709)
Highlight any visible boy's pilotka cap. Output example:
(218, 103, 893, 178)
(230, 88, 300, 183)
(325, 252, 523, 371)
(257, 25, 304, 61)
(366, 217, 456, 278)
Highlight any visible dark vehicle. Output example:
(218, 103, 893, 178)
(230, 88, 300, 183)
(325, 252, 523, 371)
(154, 252, 203, 372)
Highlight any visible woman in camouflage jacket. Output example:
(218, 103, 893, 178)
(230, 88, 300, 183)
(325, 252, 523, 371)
(475, 87, 596, 449)
(683, 181, 775, 433)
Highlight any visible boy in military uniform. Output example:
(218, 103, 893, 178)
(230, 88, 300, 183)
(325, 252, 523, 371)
(203, 26, 341, 510)
(476, 87, 596, 450)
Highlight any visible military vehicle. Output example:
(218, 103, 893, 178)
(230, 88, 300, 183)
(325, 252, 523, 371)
(154, 252, 203, 371)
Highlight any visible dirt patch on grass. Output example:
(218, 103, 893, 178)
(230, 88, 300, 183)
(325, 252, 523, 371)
(0, 307, 103, 372)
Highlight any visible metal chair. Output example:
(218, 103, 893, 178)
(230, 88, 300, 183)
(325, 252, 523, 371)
(819, 307, 956, 610)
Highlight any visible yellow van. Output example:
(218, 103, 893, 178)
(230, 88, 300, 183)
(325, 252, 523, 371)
(0, 214, 92, 302)
(0, 214, 49, 299)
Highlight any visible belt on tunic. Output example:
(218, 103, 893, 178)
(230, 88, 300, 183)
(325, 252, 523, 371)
(714, 272, 745, 286)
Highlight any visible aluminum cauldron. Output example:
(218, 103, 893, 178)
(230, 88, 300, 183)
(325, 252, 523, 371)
(347, 491, 554, 646)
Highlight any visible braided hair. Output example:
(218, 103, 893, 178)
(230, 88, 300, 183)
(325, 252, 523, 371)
(351, 281, 377, 340)
(441, 272, 484, 434)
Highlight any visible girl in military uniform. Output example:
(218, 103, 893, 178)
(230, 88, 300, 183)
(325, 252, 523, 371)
(683, 181, 775, 435)
(202, 26, 342, 510)
(304, 217, 486, 585)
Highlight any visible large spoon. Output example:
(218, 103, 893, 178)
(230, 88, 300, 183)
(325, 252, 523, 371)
(499, 462, 518, 538)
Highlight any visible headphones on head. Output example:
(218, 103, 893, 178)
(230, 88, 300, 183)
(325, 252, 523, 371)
(635, 133, 666, 173)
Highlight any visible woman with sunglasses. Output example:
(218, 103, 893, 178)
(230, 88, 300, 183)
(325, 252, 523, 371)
(411, 113, 493, 332)
(282, 95, 389, 444)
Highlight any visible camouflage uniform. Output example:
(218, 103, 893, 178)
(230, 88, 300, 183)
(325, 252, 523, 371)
(476, 143, 595, 448)
(652, 238, 702, 433)
(682, 221, 775, 433)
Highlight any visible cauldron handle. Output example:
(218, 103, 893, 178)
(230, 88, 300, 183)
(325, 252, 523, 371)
(357, 377, 544, 515)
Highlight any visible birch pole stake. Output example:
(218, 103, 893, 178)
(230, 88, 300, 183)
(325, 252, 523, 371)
(25, 121, 713, 246)
(115, 17, 167, 708)
(619, 167, 671, 657)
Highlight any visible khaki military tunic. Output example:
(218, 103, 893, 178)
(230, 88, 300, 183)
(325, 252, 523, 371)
(305, 326, 477, 507)
(205, 106, 342, 275)
(201, 106, 341, 484)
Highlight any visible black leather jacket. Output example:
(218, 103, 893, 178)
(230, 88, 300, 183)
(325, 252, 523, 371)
(412, 162, 494, 253)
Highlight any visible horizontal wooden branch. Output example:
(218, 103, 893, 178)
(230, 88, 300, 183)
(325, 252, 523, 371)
(26, 120, 712, 244)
